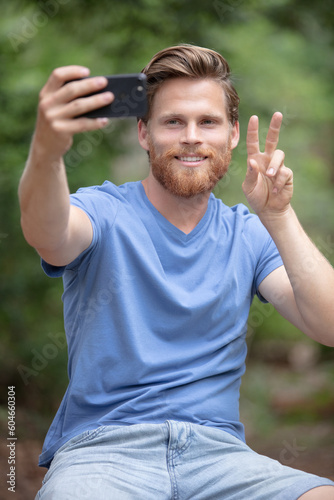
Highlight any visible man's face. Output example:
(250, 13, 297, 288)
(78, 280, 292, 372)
(138, 77, 239, 198)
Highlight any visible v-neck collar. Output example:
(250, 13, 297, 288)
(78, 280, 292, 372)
(138, 182, 213, 243)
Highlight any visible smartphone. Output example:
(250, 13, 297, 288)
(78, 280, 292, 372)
(73, 73, 147, 119)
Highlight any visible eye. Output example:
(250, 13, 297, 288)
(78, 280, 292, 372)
(166, 119, 181, 126)
(201, 119, 216, 126)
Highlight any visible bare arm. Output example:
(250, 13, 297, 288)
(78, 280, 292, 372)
(258, 211, 334, 346)
(18, 66, 114, 266)
(243, 113, 334, 346)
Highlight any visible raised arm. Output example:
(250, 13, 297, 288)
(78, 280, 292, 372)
(242, 112, 334, 346)
(18, 66, 113, 266)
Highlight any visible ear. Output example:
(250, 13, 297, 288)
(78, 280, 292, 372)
(230, 121, 240, 150)
(138, 119, 149, 151)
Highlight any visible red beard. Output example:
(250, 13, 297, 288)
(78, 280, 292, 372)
(148, 139, 232, 198)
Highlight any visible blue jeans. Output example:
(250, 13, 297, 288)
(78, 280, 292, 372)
(36, 421, 334, 499)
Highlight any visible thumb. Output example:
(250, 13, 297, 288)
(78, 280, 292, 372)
(242, 159, 259, 195)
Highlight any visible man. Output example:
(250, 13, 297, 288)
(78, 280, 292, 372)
(19, 45, 334, 499)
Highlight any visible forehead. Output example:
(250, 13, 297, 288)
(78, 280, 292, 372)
(151, 77, 228, 119)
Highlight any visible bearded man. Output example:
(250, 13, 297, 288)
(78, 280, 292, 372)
(19, 45, 334, 499)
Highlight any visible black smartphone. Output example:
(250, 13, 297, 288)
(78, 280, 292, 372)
(73, 73, 147, 119)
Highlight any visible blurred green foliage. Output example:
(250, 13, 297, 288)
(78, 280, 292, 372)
(1, 0, 333, 424)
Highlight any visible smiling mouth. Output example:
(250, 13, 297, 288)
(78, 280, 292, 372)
(176, 156, 207, 163)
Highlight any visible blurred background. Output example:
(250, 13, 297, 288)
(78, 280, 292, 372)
(1, 0, 333, 497)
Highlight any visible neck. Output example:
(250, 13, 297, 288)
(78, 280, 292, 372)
(142, 174, 211, 235)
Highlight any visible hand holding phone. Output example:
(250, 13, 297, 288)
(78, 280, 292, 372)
(72, 73, 147, 119)
(32, 67, 146, 162)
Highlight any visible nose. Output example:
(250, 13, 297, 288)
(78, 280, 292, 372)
(181, 122, 203, 146)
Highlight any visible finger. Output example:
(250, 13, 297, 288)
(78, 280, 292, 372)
(242, 158, 260, 193)
(53, 116, 110, 136)
(40, 66, 91, 97)
(246, 115, 260, 156)
(40, 77, 113, 122)
(266, 149, 285, 177)
(264, 112, 283, 156)
(63, 91, 114, 119)
(55, 76, 110, 106)
(271, 166, 293, 194)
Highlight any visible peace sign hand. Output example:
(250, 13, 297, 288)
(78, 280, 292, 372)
(242, 112, 293, 219)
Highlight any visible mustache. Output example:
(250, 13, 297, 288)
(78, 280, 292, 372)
(162, 146, 216, 159)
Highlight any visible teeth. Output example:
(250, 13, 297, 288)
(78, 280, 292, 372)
(179, 157, 205, 162)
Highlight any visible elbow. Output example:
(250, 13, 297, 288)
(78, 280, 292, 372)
(314, 333, 334, 348)
(303, 324, 334, 348)
(20, 215, 38, 249)
(20, 214, 67, 254)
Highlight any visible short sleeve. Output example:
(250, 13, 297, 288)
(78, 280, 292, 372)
(243, 212, 283, 302)
(254, 237, 283, 302)
(41, 185, 119, 278)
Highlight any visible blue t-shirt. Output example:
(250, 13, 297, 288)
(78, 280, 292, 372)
(39, 180, 283, 468)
